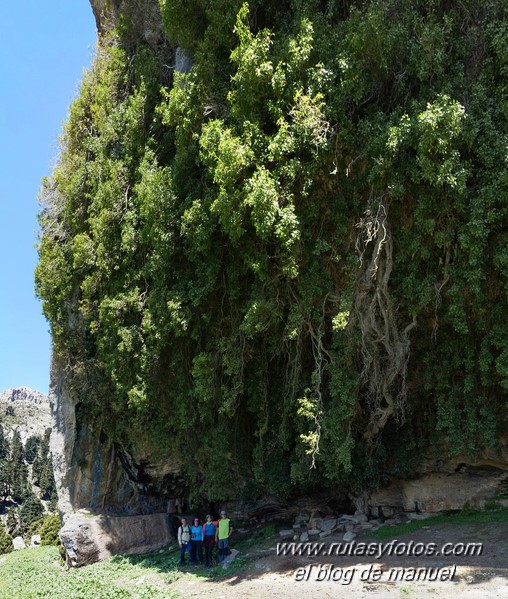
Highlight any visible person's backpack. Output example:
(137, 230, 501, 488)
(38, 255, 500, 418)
(179, 525, 191, 543)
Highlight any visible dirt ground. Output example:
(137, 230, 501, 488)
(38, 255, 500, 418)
(171, 520, 508, 598)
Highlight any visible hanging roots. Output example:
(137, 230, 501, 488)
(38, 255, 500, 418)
(352, 201, 416, 442)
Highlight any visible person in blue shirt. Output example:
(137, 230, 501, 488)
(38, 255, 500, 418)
(202, 514, 217, 567)
(190, 517, 204, 564)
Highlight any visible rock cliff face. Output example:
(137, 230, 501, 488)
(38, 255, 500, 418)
(366, 434, 508, 515)
(50, 355, 184, 519)
(89, 0, 168, 49)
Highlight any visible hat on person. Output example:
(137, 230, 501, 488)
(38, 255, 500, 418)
(220, 510, 226, 515)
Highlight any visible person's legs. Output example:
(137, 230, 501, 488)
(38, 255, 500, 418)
(190, 540, 197, 563)
(197, 540, 203, 563)
(218, 539, 229, 562)
(203, 538, 209, 566)
(204, 537, 214, 566)
(179, 543, 187, 565)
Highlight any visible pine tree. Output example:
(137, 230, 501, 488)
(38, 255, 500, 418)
(31, 454, 44, 487)
(40, 460, 56, 500)
(6, 507, 20, 537)
(10, 462, 29, 503)
(10, 430, 24, 464)
(0, 425, 8, 460)
(19, 493, 44, 533)
(48, 491, 58, 513)
(24, 435, 41, 464)
(0, 459, 9, 500)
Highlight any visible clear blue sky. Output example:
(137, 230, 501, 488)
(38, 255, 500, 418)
(0, 1, 97, 393)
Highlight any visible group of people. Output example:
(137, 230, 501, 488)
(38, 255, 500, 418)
(177, 510, 233, 567)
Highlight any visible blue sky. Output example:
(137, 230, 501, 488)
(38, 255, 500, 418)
(0, 1, 97, 393)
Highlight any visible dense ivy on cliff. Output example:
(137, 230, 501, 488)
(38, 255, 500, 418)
(36, 0, 508, 501)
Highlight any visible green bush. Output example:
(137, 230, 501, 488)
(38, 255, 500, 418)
(0, 523, 13, 555)
(40, 514, 61, 546)
(26, 517, 45, 539)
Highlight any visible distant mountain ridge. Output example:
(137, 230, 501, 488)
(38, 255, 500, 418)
(0, 387, 51, 442)
(0, 387, 49, 405)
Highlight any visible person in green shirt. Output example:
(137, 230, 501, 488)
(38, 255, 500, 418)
(215, 510, 233, 562)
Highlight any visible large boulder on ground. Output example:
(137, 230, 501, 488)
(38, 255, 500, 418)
(12, 536, 25, 550)
(59, 510, 173, 567)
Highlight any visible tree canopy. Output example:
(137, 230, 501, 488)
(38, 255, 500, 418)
(36, 0, 508, 501)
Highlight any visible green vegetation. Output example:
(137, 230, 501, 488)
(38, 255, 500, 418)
(0, 541, 259, 599)
(0, 546, 181, 599)
(0, 425, 57, 546)
(0, 523, 13, 555)
(36, 0, 508, 503)
(40, 514, 62, 546)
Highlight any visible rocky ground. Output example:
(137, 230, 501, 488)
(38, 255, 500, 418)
(170, 518, 508, 599)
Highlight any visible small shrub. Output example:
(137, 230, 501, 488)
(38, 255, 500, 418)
(27, 518, 45, 539)
(0, 523, 13, 555)
(40, 514, 61, 546)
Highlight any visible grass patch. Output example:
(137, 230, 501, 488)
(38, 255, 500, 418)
(367, 506, 508, 540)
(0, 545, 183, 599)
(0, 526, 278, 597)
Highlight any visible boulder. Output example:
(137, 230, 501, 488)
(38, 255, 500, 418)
(59, 510, 172, 567)
(339, 514, 358, 522)
(222, 548, 239, 569)
(299, 532, 309, 542)
(31, 535, 41, 547)
(13, 536, 25, 550)
(279, 529, 294, 538)
(406, 512, 434, 521)
(319, 518, 337, 533)
(343, 531, 356, 542)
